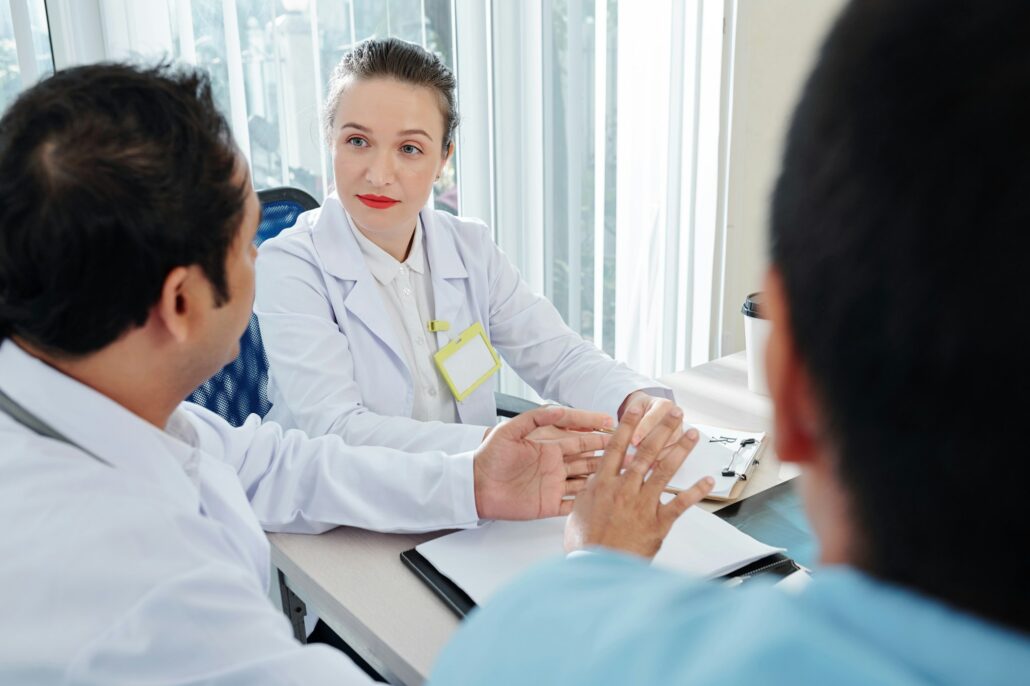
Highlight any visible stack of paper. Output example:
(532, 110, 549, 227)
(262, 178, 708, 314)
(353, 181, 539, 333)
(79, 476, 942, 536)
(417, 506, 783, 606)
(667, 423, 766, 498)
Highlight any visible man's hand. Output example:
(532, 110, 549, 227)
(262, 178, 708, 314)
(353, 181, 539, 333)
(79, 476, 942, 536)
(474, 406, 611, 520)
(564, 407, 714, 559)
(618, 390, 685, 447)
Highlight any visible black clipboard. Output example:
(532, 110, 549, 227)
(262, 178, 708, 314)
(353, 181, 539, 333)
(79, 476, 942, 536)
(403, 479, 808, 619)
(400, 547, 477, 617)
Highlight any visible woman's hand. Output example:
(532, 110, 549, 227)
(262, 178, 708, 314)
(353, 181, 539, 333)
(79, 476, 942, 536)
(618, 391, 685, 447)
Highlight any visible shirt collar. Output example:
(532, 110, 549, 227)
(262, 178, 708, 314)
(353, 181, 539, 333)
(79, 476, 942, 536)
(0, 339, 202, 509)
(347, 213, 426, 286)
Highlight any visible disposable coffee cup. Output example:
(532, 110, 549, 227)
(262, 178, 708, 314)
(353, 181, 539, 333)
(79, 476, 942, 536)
(742, 292, 770, 395)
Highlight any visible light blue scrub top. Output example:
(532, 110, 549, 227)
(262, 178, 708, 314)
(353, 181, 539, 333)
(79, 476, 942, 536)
(430, 551, 1029, 685)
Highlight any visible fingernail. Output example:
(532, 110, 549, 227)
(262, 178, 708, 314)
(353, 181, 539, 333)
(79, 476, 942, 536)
(627, 407, 643, 416)
(670, 408, 683, 418)
(631, 435, 640, 445)
(703, 477, 715, 488)
(686, 428, 699, 441)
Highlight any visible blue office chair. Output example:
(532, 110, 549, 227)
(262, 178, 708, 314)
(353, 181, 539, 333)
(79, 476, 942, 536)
(187, 187, 320, 426)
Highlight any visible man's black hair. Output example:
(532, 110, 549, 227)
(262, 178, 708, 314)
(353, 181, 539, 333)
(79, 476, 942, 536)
(0, 62, 247, 356)
(771, 0, 1029, 630)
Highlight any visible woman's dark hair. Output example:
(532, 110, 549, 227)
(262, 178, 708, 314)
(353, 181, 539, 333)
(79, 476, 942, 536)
(324, 37, 459, 151)
(771, 0, 1029, 630)
(0, 61, 247, 357)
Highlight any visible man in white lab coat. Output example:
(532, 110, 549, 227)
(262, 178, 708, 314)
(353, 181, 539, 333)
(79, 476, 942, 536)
(0, 63, 612, 684)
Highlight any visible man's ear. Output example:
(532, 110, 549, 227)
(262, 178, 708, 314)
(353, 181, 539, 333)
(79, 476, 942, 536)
(764, 268, 823, 465)
(153, 266, 198, 344)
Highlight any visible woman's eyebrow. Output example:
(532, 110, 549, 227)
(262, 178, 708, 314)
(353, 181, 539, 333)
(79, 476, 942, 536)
(398, 128, 433, 140)
(340, 122, 371, 132)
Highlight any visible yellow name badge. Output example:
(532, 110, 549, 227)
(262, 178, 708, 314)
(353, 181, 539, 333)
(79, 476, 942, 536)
(432, 322, 501, 402)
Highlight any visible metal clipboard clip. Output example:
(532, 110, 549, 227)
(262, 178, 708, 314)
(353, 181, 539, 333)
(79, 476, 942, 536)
(721, 438, 759, 479)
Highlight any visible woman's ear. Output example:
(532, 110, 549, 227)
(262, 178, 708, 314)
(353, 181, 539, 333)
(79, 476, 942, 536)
(439, 142, 455, 179)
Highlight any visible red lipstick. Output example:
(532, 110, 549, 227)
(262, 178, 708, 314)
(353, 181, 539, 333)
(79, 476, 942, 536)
(357, 194, 400, 209)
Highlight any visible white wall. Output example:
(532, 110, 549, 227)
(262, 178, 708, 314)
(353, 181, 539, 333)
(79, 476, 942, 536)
(717, 0, 847, 356)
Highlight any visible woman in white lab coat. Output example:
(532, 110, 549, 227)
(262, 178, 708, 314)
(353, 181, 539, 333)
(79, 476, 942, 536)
(255, 37, 681, 455)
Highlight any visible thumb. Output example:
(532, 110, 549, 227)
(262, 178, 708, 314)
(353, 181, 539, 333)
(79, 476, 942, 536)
(496, 406, 566, 441)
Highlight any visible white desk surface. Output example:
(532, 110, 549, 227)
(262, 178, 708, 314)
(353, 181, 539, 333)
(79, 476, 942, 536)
(268, 351, 783, 685)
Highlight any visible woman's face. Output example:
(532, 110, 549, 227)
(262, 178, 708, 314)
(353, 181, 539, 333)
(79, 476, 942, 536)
(330, 76, 451, 237)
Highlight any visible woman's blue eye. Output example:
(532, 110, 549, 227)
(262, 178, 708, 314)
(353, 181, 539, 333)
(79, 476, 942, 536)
(400, 144, 422, 155)
(346, 136, 368, 148)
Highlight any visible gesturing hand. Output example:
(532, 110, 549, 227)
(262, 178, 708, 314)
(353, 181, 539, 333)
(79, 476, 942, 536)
(473, 406, 611, 520)
(564, 407, 714, 559)
(618, 391, 685, 447)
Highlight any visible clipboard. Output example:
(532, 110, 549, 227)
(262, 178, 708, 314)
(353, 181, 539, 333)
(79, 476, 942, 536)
(661, 424, 769, 501)
(403, 480, 806, 619)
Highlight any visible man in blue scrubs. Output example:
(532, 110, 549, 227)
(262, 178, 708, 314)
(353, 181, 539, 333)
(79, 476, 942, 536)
(430, 0, 1030, 682)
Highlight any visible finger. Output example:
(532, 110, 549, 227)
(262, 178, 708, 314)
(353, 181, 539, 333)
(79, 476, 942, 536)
(498, 406, 567, 441)
(599, 407, 642, 478)
(663, 423, 685, 449)
(558, 499, 576, 516)
(564, 457, 602, 478)
(545, 407, 613, 432)
(625, 408, 683, 486)
(659, 476, 715, 531)
(642, 428, 699, 499)
(563, 476, 590, 497)
(566, 448, 606, 460)
(553, 431, 609, 457)
(631, 398, 673, 446)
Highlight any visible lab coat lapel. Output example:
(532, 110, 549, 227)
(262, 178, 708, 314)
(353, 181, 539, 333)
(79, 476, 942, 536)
(423, 210, 488, 424)
(311, 197, 411, 374)
(423, 209, 471, 338)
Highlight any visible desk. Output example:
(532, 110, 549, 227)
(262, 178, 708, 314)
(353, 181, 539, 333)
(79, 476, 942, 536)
(268, 351, 784, 685)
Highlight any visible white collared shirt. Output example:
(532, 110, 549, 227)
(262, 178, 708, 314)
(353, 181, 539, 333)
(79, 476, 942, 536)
(348, 215, 458, 424)
(0, 339, 478, 685)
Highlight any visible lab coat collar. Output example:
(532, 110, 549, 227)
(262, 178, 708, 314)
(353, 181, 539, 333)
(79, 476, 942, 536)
(0, 340, 201, 512)
(310, 193, 368, 282)
(421, 208, 469, 280)
(311, 193, 412, 372)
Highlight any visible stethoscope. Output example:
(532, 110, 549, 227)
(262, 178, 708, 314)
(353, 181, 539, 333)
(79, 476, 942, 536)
(0, 386, 112, 466)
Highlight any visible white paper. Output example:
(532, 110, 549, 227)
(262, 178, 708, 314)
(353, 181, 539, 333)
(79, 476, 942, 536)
(668, 423, 766, 497)
(417, 507, 783, 606)
(441, 334, 495, 394)
(775, 569, 812, 594)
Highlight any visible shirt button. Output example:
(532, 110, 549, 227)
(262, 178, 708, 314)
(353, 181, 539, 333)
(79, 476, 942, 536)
(416, 337, 425, 346)
(428, 388, 438, 397)
(403, 288, 412, 296)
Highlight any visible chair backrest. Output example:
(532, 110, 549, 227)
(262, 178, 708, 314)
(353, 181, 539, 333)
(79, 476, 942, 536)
(255, 186, 321, 246)
(186, 187, 320, 426)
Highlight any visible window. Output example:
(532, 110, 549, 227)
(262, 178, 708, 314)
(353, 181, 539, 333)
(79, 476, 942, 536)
(0, 0, 53, 113)
(483, 0, 726, 390)
(41, 0, 730, 384)
(542, 0, 617, 353)
(83, 0, 457, 206)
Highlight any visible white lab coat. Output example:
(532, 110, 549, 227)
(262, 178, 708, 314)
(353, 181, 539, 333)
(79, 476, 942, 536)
(0, 340, 479, 685)
(255, 194, 670, 454)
